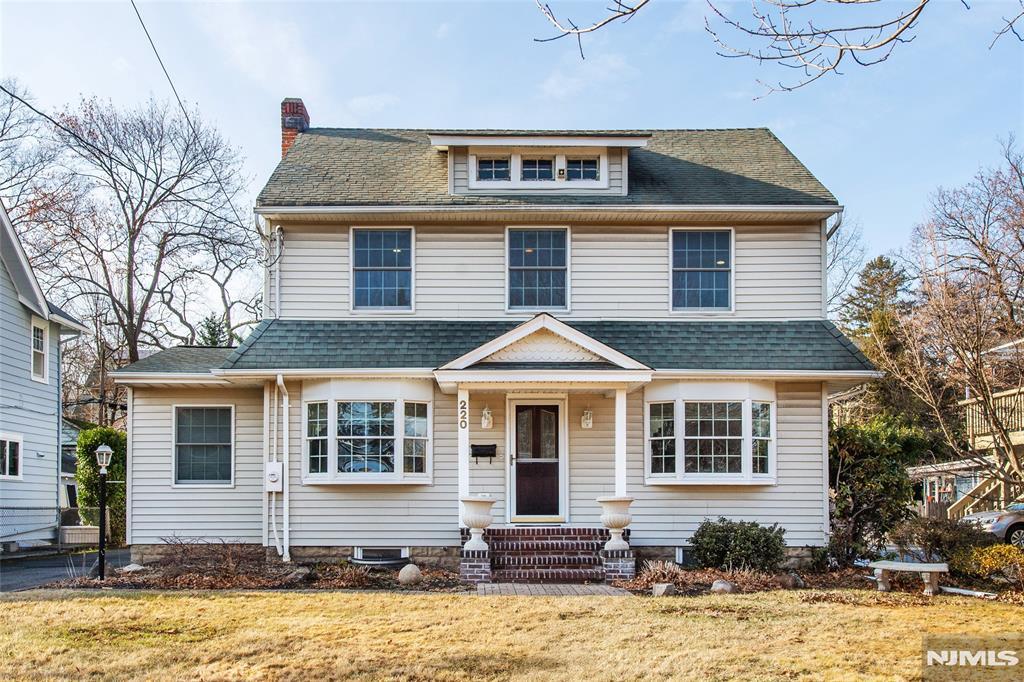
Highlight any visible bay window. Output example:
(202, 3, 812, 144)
(645, 385, 776, 483)
(303, 395, 432, 483)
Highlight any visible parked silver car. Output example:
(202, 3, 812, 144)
(963, 503, 1024, 547)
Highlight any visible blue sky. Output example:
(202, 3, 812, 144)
(1, 0, 1022, 255)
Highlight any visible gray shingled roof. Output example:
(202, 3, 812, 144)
(116, 346, 235, 374)
(257, 129, 837, 208)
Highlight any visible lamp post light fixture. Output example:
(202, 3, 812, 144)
(94, 444, 113, 581)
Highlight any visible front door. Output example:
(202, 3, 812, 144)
(511, 404, 561, 520)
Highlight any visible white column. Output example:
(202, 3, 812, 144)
(615, 388, 627, 497)
(457, 387, 470, 526)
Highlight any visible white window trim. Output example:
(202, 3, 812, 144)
(519, 155, 556, 182)
(0, 432, 24, 480)
(170, 404, 235, 488)
(503, 226, 572, 314)
(643, 398, 777, 486)
(505, 394, 570, 524)
(348, 226, 416, 314)
(302, 398, 434, 485)
(468, 148, 609, 191)
(30, 316, 48, 384)
(668, 227, 736, 316)
(353, 546, 410, 560)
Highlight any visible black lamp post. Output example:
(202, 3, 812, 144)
(94, 444, 113, 581)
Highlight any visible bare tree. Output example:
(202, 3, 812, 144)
(0, 78, 61, 223)
(535, 1, 1024, 92)
(20, 96, 256, 362)
(826, 215, 866, 317)
(873, 145, 1024, 487)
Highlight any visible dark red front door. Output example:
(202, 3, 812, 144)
(514, 405, 560, 517)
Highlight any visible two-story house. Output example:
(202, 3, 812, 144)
(112, 99, 877, 582)
(1, 200, 87, 552)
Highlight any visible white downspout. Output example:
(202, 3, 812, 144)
(274, 226, 283, 319)
(270, 380, 282, 555)
(276, 373, 291, 562)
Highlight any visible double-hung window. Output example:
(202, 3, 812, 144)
(646, 395, 775, 483)
(671, 229, 732, 311)
(0, 434, 22, 479)
(30, 318, 47, 382)
(566, 158, 599, 180)
(352, 228, 413, 310)
(174, 406, 233, 485)
(477, 157, 510, 181)
(308, 399, 431, 481)
(507, 228, 568, 310)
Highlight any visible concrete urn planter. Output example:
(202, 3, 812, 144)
(460, 495, 496, 551)
(596, 496, 634, 551)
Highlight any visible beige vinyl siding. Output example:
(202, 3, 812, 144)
(468, 398, 506, 521)
(128, 387, 265, 544)
(626, 382, 827, 547)
(285, 383, 461, 547)
(269, 223, 823, 320)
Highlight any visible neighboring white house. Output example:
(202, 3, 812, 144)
(0, 200, 87, 551)
(112, 100, 878, 582)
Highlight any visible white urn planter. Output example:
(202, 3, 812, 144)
(596, 496, 634, 551)
(460, 495, 496, 551)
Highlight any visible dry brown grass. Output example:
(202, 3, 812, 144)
(1, 589, 1018, 681)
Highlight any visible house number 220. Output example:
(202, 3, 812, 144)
(458, 400, 469, 429)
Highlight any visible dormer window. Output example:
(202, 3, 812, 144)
(477, 157, 510, 181)
(566, 158, 599, 181)
(521, 158, 554, 181)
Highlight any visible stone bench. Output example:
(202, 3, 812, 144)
(868, 560, 949, 597)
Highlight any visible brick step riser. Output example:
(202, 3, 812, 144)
(492, 569, 606, 584)
(493, 556, 601, 568)
(489, 542, 607, 553)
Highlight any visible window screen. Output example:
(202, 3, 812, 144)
(175, 407, 232, 484)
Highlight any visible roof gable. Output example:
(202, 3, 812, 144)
(0, 199, 48, 317)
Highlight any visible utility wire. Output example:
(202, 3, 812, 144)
(129, 0, 250, 233)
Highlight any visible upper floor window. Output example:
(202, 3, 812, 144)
(671, 229, 732, 311)
(477, 157, 510, 181)
(30, 318, 47, 383)
(174, 406, 233, 486)
(507, 228, 568, 310)
(521, 158, 554, 181)
(566, 158, 599, 181)
(352, 228, 413, 310)
(0, 433, 22, 479)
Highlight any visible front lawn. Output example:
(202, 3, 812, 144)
(2, 589, 1019, 680)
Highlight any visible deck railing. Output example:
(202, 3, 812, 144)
(947, 477, 1024, 519)
(964, 387, 1024, 441)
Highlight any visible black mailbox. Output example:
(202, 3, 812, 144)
(470, 444, 497, 459)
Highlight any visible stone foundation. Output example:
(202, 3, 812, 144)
(129, 542, 260, 566)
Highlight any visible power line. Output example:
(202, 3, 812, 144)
(129, 0, 250, 233)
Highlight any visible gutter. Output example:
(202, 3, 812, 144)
(276, 374, 291, 563)
(256, 203, 843, 216)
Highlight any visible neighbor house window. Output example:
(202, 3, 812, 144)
(521, 158, 554, 181)
(326, 400, 431, 479)
(684, 402, 743, 474)
(671, 230, 732, 310)
(31, 319, 47, 382)
(0, 434, 22, 479)
(174, 407, 233, 485)
(752, 401, 772, 475)
(404, 402, 429, 474)
(306, 402, 328, 474)
(353, 228, 413, 310)
(566, 158, 599, 180)
(507, 228, 568, 309)
(648, 403, 675, 475)
(477, 157, 510, 181)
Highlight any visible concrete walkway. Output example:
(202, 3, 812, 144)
(477, 583, 630, 596)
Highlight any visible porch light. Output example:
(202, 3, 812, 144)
(481, 406, 493, 430)
(94, 444, 113, 471)
(581, 409, 593, 430)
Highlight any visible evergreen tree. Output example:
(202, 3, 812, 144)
(197, 314, 229, 347)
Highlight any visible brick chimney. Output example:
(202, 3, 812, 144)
(281, 98, 309, 158)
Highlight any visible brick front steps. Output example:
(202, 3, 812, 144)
(459, 527, 634, 584)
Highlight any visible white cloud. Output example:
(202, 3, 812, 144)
(190, 1, 324, 99)
(540, 52, 635, 100)
(435, 22, 451, 40)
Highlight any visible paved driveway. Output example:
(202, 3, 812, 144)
(0, 549, 130, 592)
